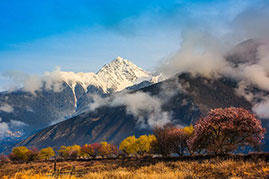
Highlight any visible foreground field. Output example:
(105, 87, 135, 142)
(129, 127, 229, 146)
(1, 158, 269, 179)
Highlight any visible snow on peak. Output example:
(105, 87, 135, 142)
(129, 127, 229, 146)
(96, 57, 152, 91)
(59, 56, 164, 93)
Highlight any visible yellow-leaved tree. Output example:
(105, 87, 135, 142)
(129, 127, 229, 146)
(119, 135, 157, 156)
(10, 146, 29, 161)
(136, 135, 156, 156)
(183, 125, 194, 135)
(39, 147, 55, 160)
(119, 136, 137, 155)
(58, 145, 81, 159)
(81, 144, 94, 158)
(99, 142, 112, 158)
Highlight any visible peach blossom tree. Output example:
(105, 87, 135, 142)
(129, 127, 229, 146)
(188, 107, 266, 155)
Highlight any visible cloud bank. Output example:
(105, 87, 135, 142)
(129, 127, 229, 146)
(0, 117, 27, 139)
(2, 67, 64, 94)
(0, 103, 14, 113)
(155, 1, 269, 119)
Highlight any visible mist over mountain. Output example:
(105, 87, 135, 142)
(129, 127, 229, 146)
(2, 38, 269, 153)
(0, 57, 163, 152)
(20, 73, 252, 149)
(19, 39, 269, 151)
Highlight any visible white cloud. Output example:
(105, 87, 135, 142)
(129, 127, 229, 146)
(88, 91, 172, 128)
(253, 99, 269, 118)
(0, 103, 14, 113)
(111, 92, 171, 127)
(9, 120, 27, 128)
(2, 67, 64, 94)
(0, 121, 9, 139)
(0, 118, 27, 139)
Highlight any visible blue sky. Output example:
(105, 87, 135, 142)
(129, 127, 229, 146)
(0, 0, 265, 88)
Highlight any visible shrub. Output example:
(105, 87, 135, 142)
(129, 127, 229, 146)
(0, 154, 10, 163)
(188, 107, 266, 155)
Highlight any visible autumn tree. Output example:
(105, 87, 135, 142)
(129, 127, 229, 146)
(99, 142, 112, 158)
(27, 147, 40, 161)
(151, 124, 194, 156)
(91, 143, 102, 158)
(110, 144, 120, 157)
(136, 135, 156, 156)
(39, 147, 55, 160)
(119, 136, 137, 156)
(188, 107, 266, 155)
(119, 135, 156, 157)
(81, 144, 95, 158)
(10, 146, 30, 161)
(58, 145, 81, 159)
(151, 124, 175, 156)
(68, 145, 81, 159)
(168, 125, 194, 156)
(58, 146, 68, 159)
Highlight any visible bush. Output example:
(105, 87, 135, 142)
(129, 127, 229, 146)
(0, 154, 10, 163)
(188, 107, 266, 155)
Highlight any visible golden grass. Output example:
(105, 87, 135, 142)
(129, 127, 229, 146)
(1, 159, 268, 179)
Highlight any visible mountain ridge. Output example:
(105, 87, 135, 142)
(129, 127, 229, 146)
(0, 57, 164, 153)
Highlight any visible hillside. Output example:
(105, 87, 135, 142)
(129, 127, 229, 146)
(20, 73, 252, 149)
(0, 57, 162, 152)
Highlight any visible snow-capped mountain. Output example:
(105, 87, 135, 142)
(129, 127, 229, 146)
(59, 56, 163, 93)
(0, 57, 164, 152)
(56, 56, 164, 109)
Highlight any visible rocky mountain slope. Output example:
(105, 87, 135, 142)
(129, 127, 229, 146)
(20, 73, 252, 149)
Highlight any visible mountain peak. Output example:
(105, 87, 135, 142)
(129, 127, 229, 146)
(57, 56, 163, 94)
(96, 57, 151, 92)
(99, 56, 136, 71)
(114, 56, 125, 62)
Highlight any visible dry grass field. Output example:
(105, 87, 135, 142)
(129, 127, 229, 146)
(1, 157, 269, 179)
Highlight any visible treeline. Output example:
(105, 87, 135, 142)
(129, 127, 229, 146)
(0, 107, 266, 162)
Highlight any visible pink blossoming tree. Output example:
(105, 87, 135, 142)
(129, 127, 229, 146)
(188, 107, 266, 155)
